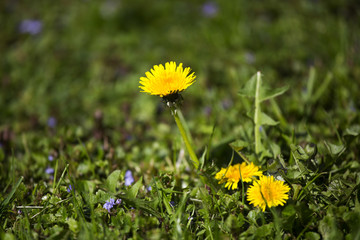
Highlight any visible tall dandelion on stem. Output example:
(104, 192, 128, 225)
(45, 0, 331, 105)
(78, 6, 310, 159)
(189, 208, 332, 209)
(139, 61, 200, 169)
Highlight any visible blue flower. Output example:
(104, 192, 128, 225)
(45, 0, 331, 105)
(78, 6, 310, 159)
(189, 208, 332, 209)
(48, 155, 54, 161)
(202, 2, 218, 18)
(67, 185, 73, 193)
(19, 19, 42, 35)
(47, 117, 57, 128)
(45, 167, 54, 175)
(103, 198, 115, 213)
(124, 170, 134, 186)
(115, 199, 122, 205)
(147, 186, 152, 192)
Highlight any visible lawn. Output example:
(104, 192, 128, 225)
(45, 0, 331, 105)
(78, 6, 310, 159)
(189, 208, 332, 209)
(1, 0, 360, 239)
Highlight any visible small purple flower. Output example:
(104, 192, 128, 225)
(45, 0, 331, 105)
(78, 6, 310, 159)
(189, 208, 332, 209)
(170, 201, 175, 207)
(147, 186, 152, 192)
(47, 117, 57, 128)
(115, 199, 122, 205)
(244, 52, 256, 64)
(48, 155, 54, 161)
(203, 106, 212, 116)
(259, 126, 263, 132)
(67, 185, 73, 193)
(124, 170, 134, 186)
(19, 19, 42, 35)
(45, 167, 54, 175)
(221, 99, 233, 110)
(18, 210, 22, 215)
(202, 2, 218, 18)
(349, 101, 356, 112)
(103, 198, 115, 213)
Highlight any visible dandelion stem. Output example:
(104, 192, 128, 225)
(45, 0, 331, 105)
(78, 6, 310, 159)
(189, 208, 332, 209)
(270, 207, 282, 240)
(173, 109, 200, 170)
(254, 71, 262, 155)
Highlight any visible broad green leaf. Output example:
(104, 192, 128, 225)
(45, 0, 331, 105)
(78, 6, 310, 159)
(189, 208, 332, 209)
(247, 210, 259, 225)
(95, 189, 112, 203)
(238, 74, 257, 98)
(225, 214, 244, 230)
(196, 230, 206, 236)
(229, 140, 249, 152)
(127, 177, 143, 199)
(266, 158, 285, 175)
(106, 170, 121, 193)
(77, 180, 96, 205)
(304, 232, 321, 240)
(319, 215, 343, 240)
(118, 193, 161, 218)
(343, 211, 360, 240)
(259, 85, 289, 102)
(269, 142, 281, 158)
(343, 125, 360, 137)
(259, 112, 278, 126)
(324, 141, 346, 157)
(3, 233, 16, 240)
(254, 223, 274, 238)
(66, 218, 79, 233)
(290, 144, 310, 161)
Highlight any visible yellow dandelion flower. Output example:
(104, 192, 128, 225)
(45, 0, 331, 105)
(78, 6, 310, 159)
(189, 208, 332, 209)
(247, 175, 291, 212)
(139, 61, 196, 98)
(215, 162, 263, 190)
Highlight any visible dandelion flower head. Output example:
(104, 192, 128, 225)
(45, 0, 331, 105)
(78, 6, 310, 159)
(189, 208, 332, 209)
(139, 61, 196, 98)
(215, 162, 263, 190)
(247, 175, 291, 212)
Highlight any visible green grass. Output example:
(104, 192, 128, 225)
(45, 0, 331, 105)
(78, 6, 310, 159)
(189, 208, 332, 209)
(1, 0, 360, 239)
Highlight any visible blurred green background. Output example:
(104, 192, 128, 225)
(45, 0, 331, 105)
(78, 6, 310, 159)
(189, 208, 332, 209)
(0, 0, 359, 182)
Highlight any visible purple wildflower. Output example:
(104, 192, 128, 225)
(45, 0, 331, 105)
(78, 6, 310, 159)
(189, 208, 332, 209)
(115, 199, 122, 205)
(203, 106, 212, 116)
(103, 198, 115, 213)
(244, 52, 256, 64)
(47, 117, 57, 128)
(67, 185, 73, 193)
(170, 201, 175, 207)
(202, 2, 218, 18)
(19, 19, 42, 35)
(124, 170, 134, 186)
(221, 98, 233, 110)
(48, 155, 54, 161)
(147, 186, 152, 192)
(45, 167, 54, 175)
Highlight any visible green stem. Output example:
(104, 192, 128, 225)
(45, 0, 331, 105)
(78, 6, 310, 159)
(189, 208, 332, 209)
(254, 71, 262, 155)
(270, 98, 287, 128)
(270, 207, 282, 240)
(173, 109, 200, 170)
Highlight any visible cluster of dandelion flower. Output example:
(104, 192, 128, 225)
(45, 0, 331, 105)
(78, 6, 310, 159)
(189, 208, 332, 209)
(215, 162, 263, 190)
(247, 175, 290, 212)
(215, 162, 290, 212)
